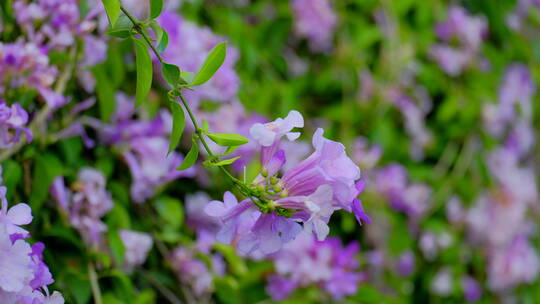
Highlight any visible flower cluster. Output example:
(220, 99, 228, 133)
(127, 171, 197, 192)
(291, 0, 338, 52)
(430, 6, 488, 76)
(205, 111, 370, 255)
(0, 99, 32, 149)
(99, 93, 196, 203)
(266, 232, 363, 301)
(50, 168, 113, 249)
(0, 167, 64, 303)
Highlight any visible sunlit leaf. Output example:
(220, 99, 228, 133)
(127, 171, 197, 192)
(168, 101, 185, 154)
(101, 0, 120, 26)
(133, 39, 152, 107)
(188, 42, 227, 87)
(207, 132, 249, 147)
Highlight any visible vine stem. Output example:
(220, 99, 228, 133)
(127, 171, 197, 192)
(88, 262, 103, 304)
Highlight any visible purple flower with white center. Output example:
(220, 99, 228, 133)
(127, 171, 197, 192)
(119, 230, 153, 272)
(250, 110, 304, 147)
(291, 0, 338, 53)
(462, 276, 482, 302)
(158, 11, 240, 104)
(50, 168, 113, 248)
(266, 232, 363, 301)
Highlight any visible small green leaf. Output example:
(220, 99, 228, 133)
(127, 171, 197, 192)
(150, 0, 164, 19)
(107, 230, 125, 266)
(155, 196, 184, 228)
(133, 39, 153, 107)
(213, 156, 241, 166)
(107, 15, 132, 38)
(162, 63, 180, 87)
(168, 101, 185, 154)
(177, 136, 199, 170)
(201, 120, 209, 133)
(101, 0, 121, 26)
(207, 132, 249, 147)
(93, 64, 116, 122)
(188, 42, 227, 87)
(157, 30, 168, 53)
(222, 145, 239, 156)
(180, 70, 194, 84)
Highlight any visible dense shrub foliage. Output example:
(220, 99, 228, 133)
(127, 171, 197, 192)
(1, 0, 539, 303)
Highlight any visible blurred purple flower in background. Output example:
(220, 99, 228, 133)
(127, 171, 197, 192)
(266, 232, 363, 301)
(291, 0, 338, 53)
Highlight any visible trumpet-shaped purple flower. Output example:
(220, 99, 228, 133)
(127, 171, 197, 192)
(0, 100, 32, 149)
(0, 166, 63, 302)
(206, 111, 367, 255)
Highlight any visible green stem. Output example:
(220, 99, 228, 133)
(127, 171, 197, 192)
(88, 262, 103, 304)
(120, 6, 165, 63)
(120, 6, 271, 211)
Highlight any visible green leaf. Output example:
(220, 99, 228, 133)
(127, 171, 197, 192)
(162, 63, 180, 87)
(213, 156, 241, 166)
(177, 136, 199, 170)
(222, 145, 239, 156)
(168, 101, 185, 154)
(107, 15, 132, 38)
(155, 196, 184, 228)
(201, 120, 209, 133)
(180, 71, 194, 83)
(207, 132, 249, 147)
(101, 0, 120, 26)
(93, 64, 116, 122)
(150, 0, 164, 19)
(108, 230, 125, 266)
(157, 30, 168, 53)
(188, 42, 227, 87)
(29, 153, 63, 214)
(133, 39, 153, 107)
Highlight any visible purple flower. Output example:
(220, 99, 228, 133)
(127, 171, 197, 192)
(431, 268, 453, 296)
(462, 276, 482, 302)
(266, 232, 362, 301)
(50, 168, 113, 248)
(250, 110, 304, 147)
(487, 235, 540, 291)
(0, 186, 33, 238)
(0, 100, 32, 149)
(430, 6, 487, 76)
(0, 223, 33, 293)
(396, 251, 415, 277)
(119, 230, 153, 272)
(291, 0, 338, 52)
(169, 247, 214, 296)
(375, 164, 431, 218)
